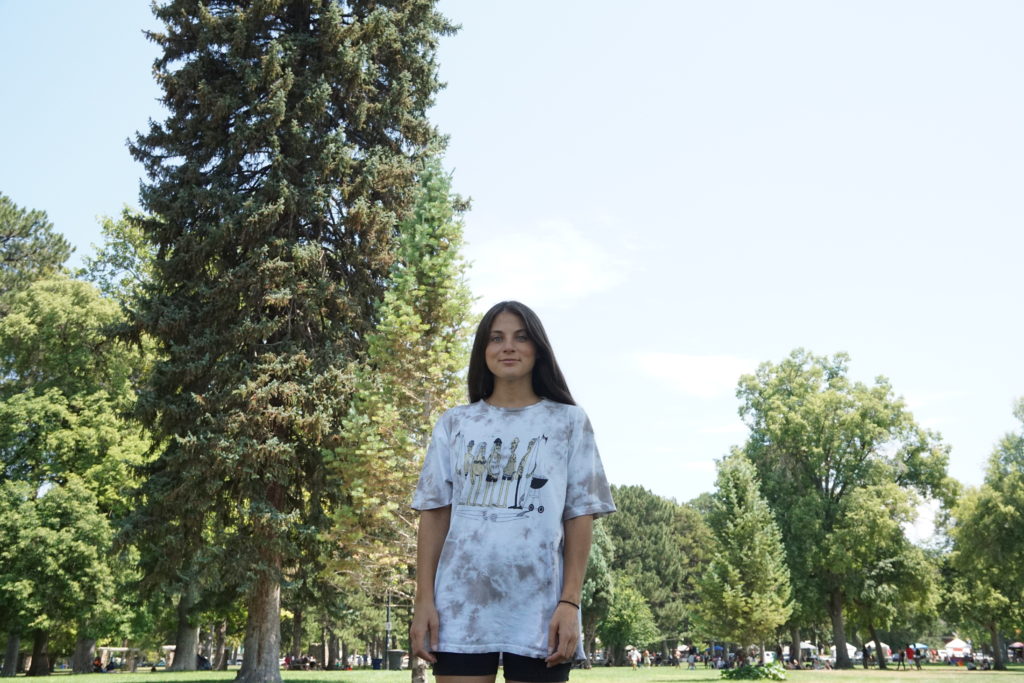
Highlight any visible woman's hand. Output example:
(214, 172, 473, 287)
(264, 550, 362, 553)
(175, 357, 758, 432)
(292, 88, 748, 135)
(544, 602, 579, 667)
(411, 506, 449, 665)
(410, 600, 440, 664)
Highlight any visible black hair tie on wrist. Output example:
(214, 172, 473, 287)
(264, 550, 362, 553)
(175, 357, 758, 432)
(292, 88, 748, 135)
(558, 599, 580, 610)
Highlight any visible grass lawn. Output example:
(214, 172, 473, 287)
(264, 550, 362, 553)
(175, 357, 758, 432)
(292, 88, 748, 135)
(31, 664, 1024, 683)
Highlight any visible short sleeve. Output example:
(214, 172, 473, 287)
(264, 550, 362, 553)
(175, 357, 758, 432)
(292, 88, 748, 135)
(563, 407, 616, 520)
(411, 412, 454, 510)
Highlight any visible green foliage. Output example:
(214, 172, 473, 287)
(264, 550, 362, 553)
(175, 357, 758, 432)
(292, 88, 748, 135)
(737, 349, 954, 666)
(0, 477, 116, 635)
(946, 398, 1024, 670)
(596, 575, 660, 661)
(78, 208, 156, 308)
(721, 661, 787, 680)
(836, 482, 939, 641)
(326, 157, 473, 597)
(602, 485, 712, 643)
(0, 276, 150, 515)
(0, 192, 72, 304)
(695, 450, 792, 646)
(127, 1, 458, 677)
(581, 520, 615, 658)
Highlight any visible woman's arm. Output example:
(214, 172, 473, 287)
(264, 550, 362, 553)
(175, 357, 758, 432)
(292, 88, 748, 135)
(410, 505, 451, 664)
(545, 514, 594, 666)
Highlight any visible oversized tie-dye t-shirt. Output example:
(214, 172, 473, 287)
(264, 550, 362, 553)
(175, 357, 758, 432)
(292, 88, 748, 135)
(411, 399, 616, 660)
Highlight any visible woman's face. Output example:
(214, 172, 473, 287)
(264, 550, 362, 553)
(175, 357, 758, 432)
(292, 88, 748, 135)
(485, 311, 536, 384)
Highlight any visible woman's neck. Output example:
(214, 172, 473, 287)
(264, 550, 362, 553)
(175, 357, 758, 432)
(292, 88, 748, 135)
(486, 378, 540, 408)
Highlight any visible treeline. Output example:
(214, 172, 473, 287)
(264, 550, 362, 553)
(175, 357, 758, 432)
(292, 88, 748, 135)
(586, 352, 1024, 671)
(2, 2, 470, 681)
(0, 152, 469, 674)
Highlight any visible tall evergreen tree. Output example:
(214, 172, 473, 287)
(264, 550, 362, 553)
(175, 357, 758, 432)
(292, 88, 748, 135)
(325, 158, 472, 595)
(127, 3, 454, 682)
(694, 450, 791, 659)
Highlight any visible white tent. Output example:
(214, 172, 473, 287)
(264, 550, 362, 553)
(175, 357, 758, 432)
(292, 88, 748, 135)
(824, 643, 857, 657)
(945, 638, 971, 655)
(782, 641, 818, 656)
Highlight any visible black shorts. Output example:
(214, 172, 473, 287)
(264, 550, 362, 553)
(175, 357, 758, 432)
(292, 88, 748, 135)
(433, 651, 572, 682)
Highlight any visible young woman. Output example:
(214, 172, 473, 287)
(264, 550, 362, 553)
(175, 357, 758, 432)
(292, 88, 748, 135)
(410, 301, 616, 683)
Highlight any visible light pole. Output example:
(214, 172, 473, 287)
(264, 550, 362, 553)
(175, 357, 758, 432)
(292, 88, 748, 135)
(384, 590, 392, 670)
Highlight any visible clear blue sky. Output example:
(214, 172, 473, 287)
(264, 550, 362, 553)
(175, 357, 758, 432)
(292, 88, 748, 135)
(2, 2, 1021, 530)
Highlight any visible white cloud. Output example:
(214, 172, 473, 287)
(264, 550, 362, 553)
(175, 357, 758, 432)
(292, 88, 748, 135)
(463, 219, 628, 311)
(632, 352, 758, 399)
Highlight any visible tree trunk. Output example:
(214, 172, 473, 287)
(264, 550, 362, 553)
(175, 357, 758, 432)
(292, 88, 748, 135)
(341, 639, 349, 669)
(827, 589, 852, 668)
(790, 626, 800, 665)
(125, 640, 138, 673)
(169, 590, 199, 671)
(71, 636, 96, 674)
(327, 631, 339, 669)
(3, 633, 20, 677)
(26, 630, 49, 677)
(989, 623, 1007, 671)
(213, 620, 228, 670)
(868, 622, 886, 670)
(234, 565, 282, 683)
(290, 608, 303, 659)
(410, 657, 427, 683)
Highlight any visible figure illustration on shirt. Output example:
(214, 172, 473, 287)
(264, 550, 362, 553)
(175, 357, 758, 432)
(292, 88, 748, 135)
(453, 432, 550, 521)
(466, 441, 488, 505)
(495, 437, 519, 507)
(509, 436, 541, 510)
(456, 437, 475, 478)
(483, 438, 503, 506)
(519, 452, 548, 513)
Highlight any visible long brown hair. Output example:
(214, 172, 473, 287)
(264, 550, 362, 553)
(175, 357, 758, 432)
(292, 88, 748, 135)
(467, 301, 575, 405)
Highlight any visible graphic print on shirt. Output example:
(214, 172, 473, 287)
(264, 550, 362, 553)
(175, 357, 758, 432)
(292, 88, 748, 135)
(453, 431, 549, 522)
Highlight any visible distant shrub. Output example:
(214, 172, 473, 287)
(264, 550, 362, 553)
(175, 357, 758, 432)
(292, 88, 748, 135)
(721, 661, 787, 680)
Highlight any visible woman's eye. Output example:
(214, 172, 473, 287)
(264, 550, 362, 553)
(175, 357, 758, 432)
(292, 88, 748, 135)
(516, 335, 529, 342)
(490, 335, 502, 342)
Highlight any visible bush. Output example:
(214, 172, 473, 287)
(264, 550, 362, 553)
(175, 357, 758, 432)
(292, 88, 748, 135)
(721, 661, 787, 680)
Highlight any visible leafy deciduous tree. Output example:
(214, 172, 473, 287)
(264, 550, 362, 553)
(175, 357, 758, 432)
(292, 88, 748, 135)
(737, 350, 954, 668)
(597, 575, 659, 667)
(947, 399, 1024, 671)
(836, 482, 939, 670)
(0, 478, 115, 677)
